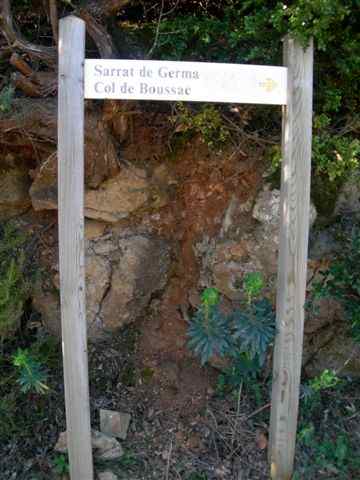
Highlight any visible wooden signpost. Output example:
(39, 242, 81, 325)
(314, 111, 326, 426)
(58, 15, 313, 480)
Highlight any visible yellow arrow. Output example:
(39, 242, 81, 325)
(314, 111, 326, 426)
(259, 78, 278, 92)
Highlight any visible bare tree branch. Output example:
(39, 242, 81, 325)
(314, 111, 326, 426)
(147, 0, 165, 58)
(0, 0, 57, 65)
(49, 0, 59, 45)
(85, 0, 131, 18)
(77, 8, 118, 58)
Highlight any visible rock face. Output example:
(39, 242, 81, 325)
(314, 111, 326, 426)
(100, 234, 171, 332)
(34, 229, 171, 340)
(0, 167, 31, 220)
(303, 223, 360, 377)
(85, 168, 150, 222)
(204, 187, 317, 300)
(31, 164, 150, 222)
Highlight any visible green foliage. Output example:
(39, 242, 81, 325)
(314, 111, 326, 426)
(0, 223, 31, 340)
(117, 450, 139, 467)
(302, 369, 341, 414)
(243, 271, 264, 304)
(143, 0, 359, 197)
(231, 299, 275, 364)
(53, 455, 69, 475)
(13, 348, 49, 394)
(313, 115, 360, 182)
(0, 85, 14, 114)
(188, 304, 231, 366)
(0, 335, 59, 441)
(308, 369, 340, 392)
(172, 103, 230, 150)
(188, 273, 275, 385)
(270, 0, 352, 50)
(296, 424, 360, 478)
(201, 287, 220, 309)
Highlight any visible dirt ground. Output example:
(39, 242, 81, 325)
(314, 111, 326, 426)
(1, 318, 360, 480)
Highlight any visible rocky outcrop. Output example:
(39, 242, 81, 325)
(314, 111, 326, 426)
(85, 168, 150, 222)
(34, 228, 171, 340)
(30, 161, 150, 222)
(202, 186, 317, 300)
(100, 233, 171, 331)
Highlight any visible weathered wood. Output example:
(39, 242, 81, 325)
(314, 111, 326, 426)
(269, 36, 313, 479)
(58, 16, 94, 480)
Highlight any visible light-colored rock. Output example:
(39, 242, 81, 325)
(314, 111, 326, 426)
(85, 220, 107, 240)
(36, 231, 171, 340)
(100, 410, 131, 440)
(30, 162, 147, 222)
(252, 188, 281, 226)
(86, 253, 112, 337)
(208, 188, 318, 300)
(55, 430, 123, 460)
(91, 430, 124, 460)
(100, 234, 171, 331)
(98, 471, 119, 480)
(85, 168, 149, 222)
(252, 187, 317, 227)
(211, 241, 262, 300)
(0, 167, 31, 220)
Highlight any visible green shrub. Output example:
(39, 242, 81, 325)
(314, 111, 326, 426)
(312, 114, 360, 182)
(171, 103, 230, 150)
(13, 348, 49, 394)
(142, 0, 359, 198)
(53, 454, 69, 475)
(295, 425, 360, 479)
(188, 273, 275, 385)
(302, 369, 341, 413)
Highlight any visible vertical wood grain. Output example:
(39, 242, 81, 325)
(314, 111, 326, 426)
(58, 16, 94, 480)
(269, 36, 313, 480)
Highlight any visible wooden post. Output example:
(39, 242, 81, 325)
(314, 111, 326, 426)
(58, 16, 94, 480)
(269, 36, 313, 480)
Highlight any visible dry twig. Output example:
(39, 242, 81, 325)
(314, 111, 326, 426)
(0, 0, 56, 65)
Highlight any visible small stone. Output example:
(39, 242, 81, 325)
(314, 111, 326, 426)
(54, 430, 123, 460)
(98, 471, 119, 480)
(100, 409, 131, 440)
(54, 431, 67, 453)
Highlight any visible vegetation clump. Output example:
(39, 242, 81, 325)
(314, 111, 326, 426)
(140, 0, 359, 208)
(188, 273, 275, 385)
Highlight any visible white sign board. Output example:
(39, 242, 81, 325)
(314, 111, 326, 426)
(84, 60, 287, 105)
